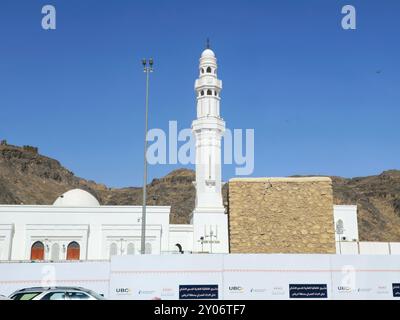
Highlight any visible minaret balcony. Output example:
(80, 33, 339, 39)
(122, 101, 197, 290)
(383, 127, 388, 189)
(195, 78, 222, 89)
(192, 118, 225, 133)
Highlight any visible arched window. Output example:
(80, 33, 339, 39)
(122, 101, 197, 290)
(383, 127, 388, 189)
(201, 90, 204, 96)
(51, 243, 60, 261)
(66, 241, 80, 260)
(127, 243, 135, 255)
(145, 242, 152, 254)
(201, 68, 204, 74)
(214, 91, 218, 96)
(207, 89, 212, 96)
(31, 241, 45, 261)
(206, 66, 212, 73)
(109, 243, 117, 258)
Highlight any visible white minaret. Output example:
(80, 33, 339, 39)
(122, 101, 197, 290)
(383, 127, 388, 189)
(191, 43, 229, 253)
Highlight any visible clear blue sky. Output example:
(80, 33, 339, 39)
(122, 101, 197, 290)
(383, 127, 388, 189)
(0, 0, 399, 187)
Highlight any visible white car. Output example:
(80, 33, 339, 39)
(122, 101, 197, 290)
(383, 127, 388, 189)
(9, 286, 106, 300)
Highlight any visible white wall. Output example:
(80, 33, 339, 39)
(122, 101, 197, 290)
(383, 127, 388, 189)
(333, 205, 359, 242)
(337, 241, 359, 254)
(192, 208, 229, 254)
(0, 261, 110, 297)
(109, 254, 400, 300)
(2, 254, 400, 300)
(337, 241, 400, 255)
(0, 224, 13, 261)
(110, 255, 224, 300)
(359, 242, 391, 255)
(0, 205, 173, 260)
(390, 243, 400, 254)
(169, 225, 194, 253)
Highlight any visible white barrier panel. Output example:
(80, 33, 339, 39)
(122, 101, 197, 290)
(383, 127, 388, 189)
(337, 242, 359, 254)
(109, 254, 400, 300)
(359, 242, 390, 255)
(0, 261, 110, 298)
(1, 255, 400, 300)
(223, 254, 332, 300)
(390, 243, 400, 255)
(336, 242, 400, 255)
(109, 255, 224, 300)
(330, 255, 400, 300)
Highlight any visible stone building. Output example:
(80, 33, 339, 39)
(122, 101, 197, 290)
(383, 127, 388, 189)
(228, 177, 337, 254)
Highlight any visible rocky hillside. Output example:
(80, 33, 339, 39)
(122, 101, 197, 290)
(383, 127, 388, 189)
(0, 142, 399, 241)
(332, 171, 400, 241)
(0, 143, 197, 224)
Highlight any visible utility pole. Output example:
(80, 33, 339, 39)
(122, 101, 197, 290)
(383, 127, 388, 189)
(140, 58, 153, 254)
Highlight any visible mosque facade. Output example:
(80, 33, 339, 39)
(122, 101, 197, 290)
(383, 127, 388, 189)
(0, 47, 361, 262)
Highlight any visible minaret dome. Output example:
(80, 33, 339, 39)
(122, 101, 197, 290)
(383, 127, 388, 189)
(201, 48, 215, 58)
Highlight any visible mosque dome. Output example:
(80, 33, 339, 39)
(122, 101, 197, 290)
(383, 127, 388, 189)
(53, 189, 100, 207)
(201, 48, 215, 58)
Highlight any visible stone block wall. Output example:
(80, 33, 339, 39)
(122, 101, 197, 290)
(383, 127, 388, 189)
(228, 177, 336, 254)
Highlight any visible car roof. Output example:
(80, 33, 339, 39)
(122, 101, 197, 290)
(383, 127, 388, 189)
(12, 286, 91, 293)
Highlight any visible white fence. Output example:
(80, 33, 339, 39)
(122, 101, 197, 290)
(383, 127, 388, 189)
(0, 261, 110, 298)
(1, 254, 400, 300)
(336, 241, 400, 254)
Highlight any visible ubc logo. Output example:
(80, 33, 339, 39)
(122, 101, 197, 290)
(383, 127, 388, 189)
(229, 286, 244, 292)
(116, 288, 131, 294)
(338, 286, 352, 292)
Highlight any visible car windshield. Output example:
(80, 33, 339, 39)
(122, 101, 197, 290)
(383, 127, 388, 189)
(11, 292, 42, 300)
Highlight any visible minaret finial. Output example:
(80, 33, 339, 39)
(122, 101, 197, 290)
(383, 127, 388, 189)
(206, 38, 210, 49)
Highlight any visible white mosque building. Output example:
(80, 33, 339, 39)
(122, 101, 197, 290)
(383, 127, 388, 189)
(0, 46, 368, 262)
(0, 46, 229, 261)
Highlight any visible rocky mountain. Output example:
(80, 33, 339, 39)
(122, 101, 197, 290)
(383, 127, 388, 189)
(0, 142, 399, 241)
(331, 171, 400, 242)
(0, 142, 197, 224)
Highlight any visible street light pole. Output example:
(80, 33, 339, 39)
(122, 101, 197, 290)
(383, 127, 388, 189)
(141, 58, 153, 255)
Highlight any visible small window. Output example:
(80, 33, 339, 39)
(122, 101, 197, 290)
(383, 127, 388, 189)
(214, 91, 217, 96)
(145, 242, 152, 254)
(110, 243, 118, 257)
(201, 90, 204, 96)
(207, 89, 212, 96)
(201, 68, 204, 74)
(206, 67, 212, 73)
(31, 241, 45, 261)
(66, 241, 80, 260)
(127, 243, 135, 255)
